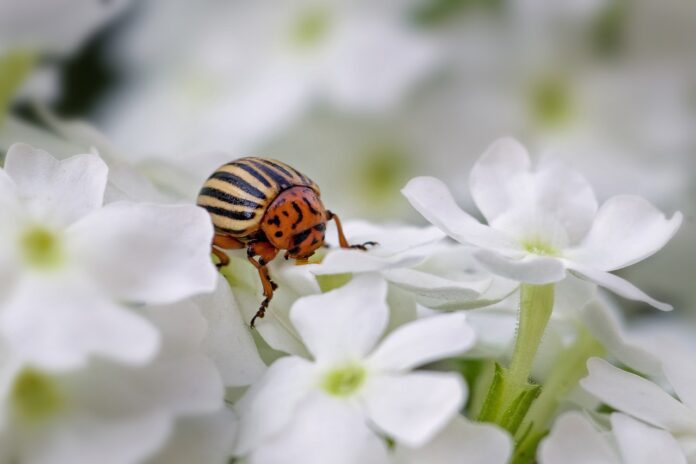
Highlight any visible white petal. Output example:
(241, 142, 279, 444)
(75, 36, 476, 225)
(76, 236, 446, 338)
(235, 357, 316, 455)
(474, 248, 567, 284)
(538, 412, 618, 464)
(25, 413, 172, 464)
(1, 274, 159, 370)
(368, 312, 475, 371)
(581, 358, 696, 432)
(612, 413, 687, 464)
(4, 143, 107, 226)
(362, 372, 465, 447)
(290, 275, 388, 364)
(194, 276, 266, 387)
(568, 195, 682, 271)
(248, 393, 390, 464)
(469, 137, 531, 224)
(579, 301, 661, 376)
(311, 250, 426, 275)
(662, 353, 696, 412)
(401, 176, 518, 251)
(68, 202, 217, 304)
(566, 261, 672, 311)
(394, 416, 512, 464)
(147, 409, 237, 464)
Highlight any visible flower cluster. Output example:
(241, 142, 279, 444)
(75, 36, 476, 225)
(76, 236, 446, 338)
(0, 136, 684, 463)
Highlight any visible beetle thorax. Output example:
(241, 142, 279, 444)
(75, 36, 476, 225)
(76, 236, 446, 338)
(261, 186, 327, 259)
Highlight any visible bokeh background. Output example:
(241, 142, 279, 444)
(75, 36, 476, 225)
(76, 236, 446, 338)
(1, 0, 695, 318)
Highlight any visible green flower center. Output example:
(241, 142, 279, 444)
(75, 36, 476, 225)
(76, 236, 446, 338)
(322, 364, 366, 397)
(22, 227, 63, 269)
(10, 368, 65, 423)
(530, 77, 573, 128)
(292, 9, 330, 47)
(522, 239, 559, 257)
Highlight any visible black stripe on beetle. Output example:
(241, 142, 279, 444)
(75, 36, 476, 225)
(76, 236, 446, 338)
(199, 187, 263, 209)
(292, 229, 312, 246)
(204, 205, 256, 221)
(262, 159, 296, 179)
(234, 162, 272, 188)
(249, 160, 292, 190)
(302, 197, 319, 215)
(210, 171, 267, 200)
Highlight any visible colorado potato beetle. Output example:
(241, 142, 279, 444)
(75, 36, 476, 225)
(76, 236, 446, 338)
(197, 157, 375, 327)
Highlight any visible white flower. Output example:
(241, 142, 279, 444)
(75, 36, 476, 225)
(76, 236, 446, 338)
(394, 415, 512, 464)
(0, 300, 225, 464)
(0, 143, 217, 370)
(402, 137, 682, 311)
(539, 411, 688, 464)
(579, 357, 696, 461)
(235, 275, 474, 464)
(99, 0, 439, 158)
(0, 0, 132, 55)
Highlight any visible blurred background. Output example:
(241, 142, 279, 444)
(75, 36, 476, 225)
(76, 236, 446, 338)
(1, 0, 694, 316)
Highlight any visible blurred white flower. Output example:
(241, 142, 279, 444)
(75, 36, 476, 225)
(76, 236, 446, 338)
(580, 357, 696, 461)
(539, 411, 688, 464)
(0, 143, 217, 370)
(394, 415, 512, 464)
(235, 275, 473, 464)
(0, 300, 226, 464)
(98, 0, 440, 159)
(402, 137, 682, 310)
(0, 0, 131, 55)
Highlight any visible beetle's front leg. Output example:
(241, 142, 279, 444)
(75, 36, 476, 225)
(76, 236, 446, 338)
(247, 241, 279, 328)
(326, 210, 378, 250)
(212, 233, 245, 269)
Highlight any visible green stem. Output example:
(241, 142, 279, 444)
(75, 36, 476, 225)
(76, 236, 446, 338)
(512, 328, 605, 463)
(505, 284, 555, 399)
(0, 51, 36, 126)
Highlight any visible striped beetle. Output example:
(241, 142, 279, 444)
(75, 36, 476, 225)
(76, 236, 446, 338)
(197, 157, 375, 327)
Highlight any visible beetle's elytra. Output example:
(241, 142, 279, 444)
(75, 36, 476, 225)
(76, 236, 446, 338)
(197, 157, 375, 327)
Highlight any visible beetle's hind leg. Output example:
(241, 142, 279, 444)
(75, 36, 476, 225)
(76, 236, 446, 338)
(247, 241, 280, 328)
(326, 210, 378, 250)
(212, 233, 245, 269)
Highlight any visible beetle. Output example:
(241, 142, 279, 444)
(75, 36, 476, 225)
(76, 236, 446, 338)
(197, 157, 376, 327)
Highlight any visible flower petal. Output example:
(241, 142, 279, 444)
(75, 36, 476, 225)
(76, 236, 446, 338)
(611, 413, 687, 464)
(248, 393, 390, 464)
(368, 313, 475, 372)
(1, 274, 159, 370)
(579, 301, 661, 376)
(290, 275, 388, 364)
(362, 372, 465, 447)
(581, 358, 696, 432)
(68, 201, 217, 304)
(235, 357, 316, 455)
(566, 261, 672, 311)
(474, 248, 567, 284)
(469, 137, 531, 224)
(194, 276, 266, 387)
(470, 138, 598, 243)
(394, 416, 512, 464)
(147, 409, 237, 464)
(661, 351, 696, 412)
(4, 143, 108, 226)
(568, 195, 682, 271)
(401, 176, 518, 251)
(538, 412, 618, 464)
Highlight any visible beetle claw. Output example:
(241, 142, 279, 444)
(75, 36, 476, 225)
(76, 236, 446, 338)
(349, 241, 378, 251)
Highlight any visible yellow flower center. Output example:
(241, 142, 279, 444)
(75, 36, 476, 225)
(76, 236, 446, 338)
(322, 364, 366, 397)
(530, 77, 573, 128)
(292, 9, 330, 47)
(10, 368, 65, 423)
(22, 227, 63, 269)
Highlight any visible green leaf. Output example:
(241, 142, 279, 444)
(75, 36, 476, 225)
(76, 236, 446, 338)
(499, 384, 541, 434)
(477, 363, 506, 422)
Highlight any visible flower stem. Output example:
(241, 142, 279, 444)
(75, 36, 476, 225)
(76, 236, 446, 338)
(507, 284, 555, 393)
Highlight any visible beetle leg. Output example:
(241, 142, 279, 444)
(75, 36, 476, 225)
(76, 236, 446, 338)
(211, 233, 245, 268)
(247, 241, 279, 328)
(326, 210, 378, 250)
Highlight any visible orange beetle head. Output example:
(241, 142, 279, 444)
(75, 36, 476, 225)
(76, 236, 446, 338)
(262, 186, 327, 260)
